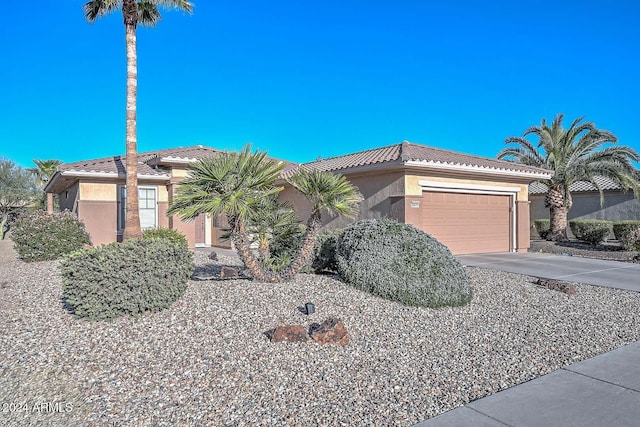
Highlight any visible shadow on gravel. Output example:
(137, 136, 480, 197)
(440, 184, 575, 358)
(553, 241, 625, 252)
(190, 264, 251, 281)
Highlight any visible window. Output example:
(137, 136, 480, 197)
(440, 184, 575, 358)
(118, 186, 157, 231)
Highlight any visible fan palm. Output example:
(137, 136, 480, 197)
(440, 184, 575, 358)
(279, 168, 362, 280)
(167, 145, 285, 282)
(28, 159, 62, 187)
(498, 113, 640, 241)
(168, 145, 363, 282)
(84, 0, 193, 240)
(28, 159, 62, 211)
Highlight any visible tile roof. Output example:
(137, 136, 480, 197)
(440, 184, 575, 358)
(289, 141, 552, 177)
(58, 146, 227, 177)
(529, 177, 623, 194)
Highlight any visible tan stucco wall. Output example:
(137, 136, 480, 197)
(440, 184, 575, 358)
(78, 200, 118, 246)
(79, 182, 118, 201)
(280, 170, 405, 230)
(170, 168, 190, 179)
(405, 175, 529, 201)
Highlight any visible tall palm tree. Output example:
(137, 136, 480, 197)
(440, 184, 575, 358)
(279, 169, 362, 280)
(498, 113, 640, 241)
(84, 0, 193, 240)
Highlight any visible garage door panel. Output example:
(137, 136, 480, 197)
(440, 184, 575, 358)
(422, 191, 510, 255)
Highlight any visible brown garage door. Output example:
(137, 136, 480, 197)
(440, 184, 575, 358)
(421, 191, 511, 255)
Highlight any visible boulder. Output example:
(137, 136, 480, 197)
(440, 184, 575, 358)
(536, 278, 577, 295)
(220, 266, 238, 279)
(208, 251, 218, 261)
(266, 325, 308, 343)
(309, 318, 350, 346)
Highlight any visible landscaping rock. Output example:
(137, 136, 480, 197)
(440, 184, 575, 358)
(309, 318, 350, 346)
(536, 278, 577, 295)
(266, 325, 309, 343)
(220, 266, 238, 279)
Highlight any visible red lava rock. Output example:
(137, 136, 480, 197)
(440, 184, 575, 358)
(266, 325, 308, 343)
(537, 278, 577, 295)
(220, 266, 238, 279)
(309, 318, 350, 346)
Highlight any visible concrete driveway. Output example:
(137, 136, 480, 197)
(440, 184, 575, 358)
(457, 252, 640, 292)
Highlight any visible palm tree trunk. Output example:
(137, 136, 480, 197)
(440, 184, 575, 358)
(122, 3, 142, 241)
(279, 212, 322, 281)
(548, 206, 568, 241)
(232, 222, 277, 282)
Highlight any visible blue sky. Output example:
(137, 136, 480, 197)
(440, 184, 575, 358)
(1, 1, 638, 168)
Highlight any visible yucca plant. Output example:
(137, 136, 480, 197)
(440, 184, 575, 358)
(498, 114, 640, 241)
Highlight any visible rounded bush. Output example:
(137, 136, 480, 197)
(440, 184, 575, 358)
(569, 219, 612, 245)
(335, 218, 472, 308)
(60, 238, 194, 321)
(613, 221, 640, 250)
(143, 227, 188, 247)
(533, 219, 550, 239)
(11, 210, 91, 262)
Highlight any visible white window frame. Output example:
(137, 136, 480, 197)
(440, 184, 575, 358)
(117, 185, 158, 232)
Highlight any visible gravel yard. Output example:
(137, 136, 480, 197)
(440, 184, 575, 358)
(530, 239, 638, 262)
(2, 239, 640, 426)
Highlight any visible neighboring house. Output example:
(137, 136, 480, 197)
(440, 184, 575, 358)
(45, 141, 552, 254)
(530, 177, 640, 236)
(284, 141, 552, 254)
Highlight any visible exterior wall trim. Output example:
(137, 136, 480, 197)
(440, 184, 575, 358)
(407, 161, 552, 180)
(419, 180, 519, 252)
(418, 180, 522, 194)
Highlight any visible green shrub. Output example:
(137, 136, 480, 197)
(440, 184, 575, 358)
(533, 219, 550, 239)
(629, 228, 640, 252)
(311, 229, 343, 273)
(60, 238, 194, 321)
(143, 227, 188, 247)
(569, 219, 612, 244)
(613, 221, 640, 250)
(335, 218, 472, 308)
(11, 210, 91, 262)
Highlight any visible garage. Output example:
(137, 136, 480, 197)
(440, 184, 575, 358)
(421, 191, 511, 255)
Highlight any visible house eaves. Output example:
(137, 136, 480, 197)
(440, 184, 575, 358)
(404, 160, 553, 180)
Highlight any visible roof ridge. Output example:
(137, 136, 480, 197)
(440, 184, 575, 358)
(60, 145, 223, 167)
(303, 142, 401, 165)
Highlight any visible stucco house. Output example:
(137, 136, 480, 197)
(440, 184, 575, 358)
(529, 177, 640, 237)
(284, 141, 552, 254)
(43, 146, 296, 248)
(45, 141, 552, 255)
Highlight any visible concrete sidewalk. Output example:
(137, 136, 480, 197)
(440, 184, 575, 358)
(416, 340, 640, 426)
(458, 252, 640, 291)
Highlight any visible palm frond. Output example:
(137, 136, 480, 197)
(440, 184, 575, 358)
(155, 0, 194, 13)
(287, 169, 363, 219)
(84, 0, 121, 22)
(138, 1, 161, 25)
(167, 145, 284, 229)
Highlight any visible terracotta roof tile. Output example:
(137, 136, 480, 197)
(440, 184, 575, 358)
(293, 141, 552, 177)
(529, 177, 623, 194)
(57, 145, 297, 178)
